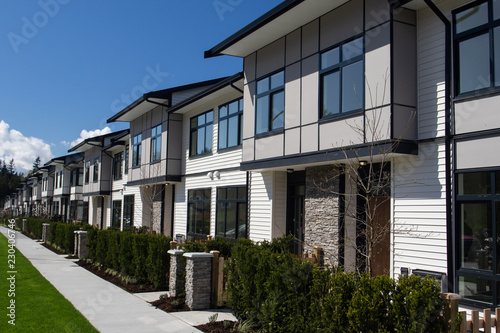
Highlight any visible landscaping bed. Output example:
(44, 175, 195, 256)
(195, 321, 240, 333)
(149, 296, 190, 312)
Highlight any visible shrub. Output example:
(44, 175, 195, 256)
(119, 231, 135, 276)
(205, 237, 234, 258)
(146, 234, 172, 289)
(133, 234, 149, 283)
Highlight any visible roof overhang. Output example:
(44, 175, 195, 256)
(168, 73, 244, 115)
(390, 0, 444, 11)
(205, 0, 350, 58)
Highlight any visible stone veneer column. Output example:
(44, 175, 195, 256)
(74, 231, 88, 259)
(304, 165, 340, 266)
(183, 252, 213, 310)
(168, 250, 185, 297)
(42, 223, 50, 242)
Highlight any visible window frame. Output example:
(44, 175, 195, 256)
(150, 124, 162, 162)
(93, 158, 99, 183)
(123, 195, 134, 229)
(255, 70, 285, 136)
(84, 161, 90, 184)
(189, 111, 214, 157)
(215, 186, 247, 240)
(113, 152, 123, 181)
(187, 188, 211, 238)
(218, 98, 243, 151)
(453, 0, 500, 97)
(132, 134, 142, 168)
(124, 145, 129, 175)
(319, 36, 365, 120)
(455, 168, 500, 307)
(112, 200, 122, 229)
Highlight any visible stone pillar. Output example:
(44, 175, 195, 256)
(74, 231, 88, 259)
(22, 219, 27, 232)
(168, 249, 185, 297)
(42, 223, 50, 242)
(184, 252, 213, 310)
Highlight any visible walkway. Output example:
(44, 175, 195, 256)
(0, 227, 235, 333)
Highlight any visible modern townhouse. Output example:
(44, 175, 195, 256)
(167, 73, 247, 241)
(107, 78, 228, 235)
(68, 130, 128, 228)
(44, 153, 84, 222)
(203, 0, 500, 308)
(38, 164, 55, 218)
(28, 173, 43, 217)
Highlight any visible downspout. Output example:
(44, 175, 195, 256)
(422, 0, 453, 293)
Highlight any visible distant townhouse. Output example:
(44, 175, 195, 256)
(203, 0, 500, 308)
(68, 130, 128, 228)
(107, 78, 228, 235)
(38, 164, 55, 218)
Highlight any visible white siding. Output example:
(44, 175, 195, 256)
(392, 141, 447, 276)
(248, 171, 274, 242)
(272, 172, 287, 239)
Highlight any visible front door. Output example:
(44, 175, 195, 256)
(287, 171, 305, 255)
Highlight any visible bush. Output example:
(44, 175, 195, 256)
(227, 235, 446, 333)
(205, 237, 234, 258)
(119, 231, 135, 276)
(146, 234, 172, 289)
(133, 234, 149, 283)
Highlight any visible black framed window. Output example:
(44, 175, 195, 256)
(70, 168, 81, 187)
(453, 0, 500, 95)
(218, 98, 243, 150)
(456, 170, 500, 307)
(320, 37, 364, 118)
(187, 189, 211, 237)
(123, 195, 134, 229)
(113, 152, 123, 181)
(112, 200, 122, 229)
(93, 158, 99, 182)
(216, 186, 247, 239)
(132, 134, 142, 167)
(190, 111, 213, 156)
(256, 71, 284, 135)
(124, 145, 129, 175)
(84, 161, 90, 184)
(151, 124, 162, 162)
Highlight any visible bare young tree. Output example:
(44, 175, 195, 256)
(137, 163, 166, 234)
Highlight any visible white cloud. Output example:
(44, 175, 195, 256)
(62, 127, 112, 148)
(0, 120, 53, 172)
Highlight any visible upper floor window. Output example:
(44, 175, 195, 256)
(84, 161, 90, 184)
(93, 158, 99, 182)
(70, 168, 81, 187)
(151, 124, 162, 162)
(454, 0, 500, 95)
(256, 71, 284, 135)
(132, 134, 142, 167)
(113, 152, 123, 181)
(219, 98, 243, 150)
(190, 111, 213, 156)
(321, 37, 364, 118)
(124, 145, 129, 175)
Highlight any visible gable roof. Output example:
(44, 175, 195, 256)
(204, 0, 350, 58)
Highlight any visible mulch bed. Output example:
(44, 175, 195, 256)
(75, 259, 160, 293)
(21, 231, 38, 240)
(41, 242, 66, 254)
(149, 296, 190, 312)
(195, 321, 240, 333)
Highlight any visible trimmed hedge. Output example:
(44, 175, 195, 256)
(87, 229, 172, 289)
(227, 236, 446, 333)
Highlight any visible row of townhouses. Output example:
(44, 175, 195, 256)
(3, 0, 498, 307)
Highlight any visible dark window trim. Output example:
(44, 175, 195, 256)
(187, 188, 211, 237)
(124, 145, 129, 175)
(132, 133, 142, 167)
(218, 97, 243, 150)
(255, 69, 285, 135)
(113, 152, 123, 181)
(189, 110, 214, 157)
(215, 186, 247, 240)
(150, 124, 162, 163)
(93, 158, 99, 183)
(319, 35, 365, 120)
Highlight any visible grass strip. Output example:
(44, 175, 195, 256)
(0, 231, 99, 332)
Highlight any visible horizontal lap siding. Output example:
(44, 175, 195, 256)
(249, 171, 273, 242)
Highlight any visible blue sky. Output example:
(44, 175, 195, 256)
(0, 0, 283, 172)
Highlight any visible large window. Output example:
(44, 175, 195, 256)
(454, 0, 500, 95)
(187, 189, 211, 237)
(124, 145, 129, 175)
(151, 124, 162, 162)
(84, 161, 90, 184)
(256, 71, 284, 135)
(93, 158, 99, 182)
(456, 170, 500, 306)
(216, 186, 247, 239)
(70, 168, 82, 187)
(219, 98, 243, 150)
(321, 37, 364, 118)
(112, 200, 122, 229)
(132, 134, 142, 167)
(190, 111, 213, 156)
(123, 195, 134, 229)
(113, 152, 123, 181)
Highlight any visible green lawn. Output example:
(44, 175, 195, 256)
(0, 232, 99, 332)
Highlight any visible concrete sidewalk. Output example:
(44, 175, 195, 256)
(1, 227, 235, 333)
